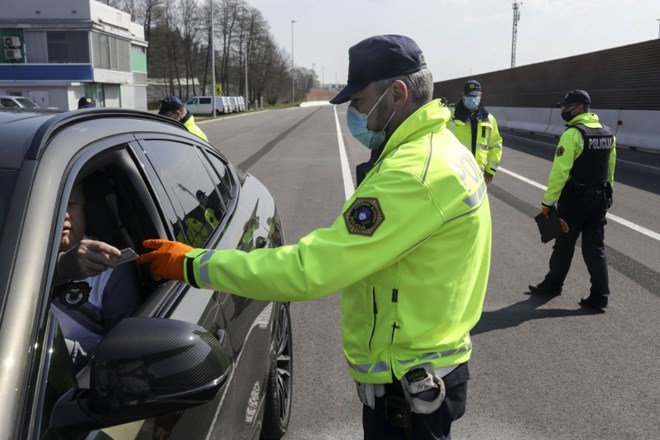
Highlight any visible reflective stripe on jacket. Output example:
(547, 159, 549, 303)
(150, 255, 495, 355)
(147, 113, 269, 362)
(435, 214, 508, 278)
(449, 109, 503, 175)
(542, 112, 617, 207)
(184, 99, 492, 384)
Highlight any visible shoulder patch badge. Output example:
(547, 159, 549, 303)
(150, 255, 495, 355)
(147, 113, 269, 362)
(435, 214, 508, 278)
(556, 146, 565, 157)
(344, 198, 385, 236)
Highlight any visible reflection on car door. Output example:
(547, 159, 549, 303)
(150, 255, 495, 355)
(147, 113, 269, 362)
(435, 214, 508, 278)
(133, 137, 275, 438)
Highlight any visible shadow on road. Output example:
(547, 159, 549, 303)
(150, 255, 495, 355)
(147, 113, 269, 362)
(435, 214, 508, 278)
(472, 293, 601, 336)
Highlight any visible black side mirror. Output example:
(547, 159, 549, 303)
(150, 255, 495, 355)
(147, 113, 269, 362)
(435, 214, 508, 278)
(50, 317, 230, 430)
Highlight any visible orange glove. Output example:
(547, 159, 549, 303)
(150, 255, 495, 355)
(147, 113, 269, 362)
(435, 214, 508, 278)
(137, 239, 193, 281)
(541, 205, 551, 220)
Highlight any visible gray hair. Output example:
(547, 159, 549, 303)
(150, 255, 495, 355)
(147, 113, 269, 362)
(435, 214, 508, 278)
(373, 68, 434, 105)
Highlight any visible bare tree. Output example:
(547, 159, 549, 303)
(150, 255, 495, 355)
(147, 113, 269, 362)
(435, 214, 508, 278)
(114, 0, 306, 105)
(177, 0, 202, 97)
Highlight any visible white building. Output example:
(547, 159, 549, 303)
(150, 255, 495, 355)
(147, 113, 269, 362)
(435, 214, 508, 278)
(0, 0, 148, 111)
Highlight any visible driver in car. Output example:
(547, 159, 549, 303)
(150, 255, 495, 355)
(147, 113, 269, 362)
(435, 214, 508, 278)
(51, 182, 142, 368)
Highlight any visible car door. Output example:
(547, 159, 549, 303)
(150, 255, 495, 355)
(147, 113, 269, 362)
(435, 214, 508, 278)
(198, 96, 212, 114)
(132, 136, 275, 439)
(19, 134, 232, 440)
(185, 97, 199, 114)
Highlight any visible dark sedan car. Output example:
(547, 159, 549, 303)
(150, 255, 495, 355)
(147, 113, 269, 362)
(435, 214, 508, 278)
(0, 109, 292, 439)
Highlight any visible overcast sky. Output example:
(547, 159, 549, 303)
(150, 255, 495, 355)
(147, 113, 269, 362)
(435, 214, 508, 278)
(248, 0, 660, 86)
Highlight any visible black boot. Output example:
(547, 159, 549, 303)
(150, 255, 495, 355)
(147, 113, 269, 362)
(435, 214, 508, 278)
(527, 283, 562, 296)
(579, 296, 607, 312)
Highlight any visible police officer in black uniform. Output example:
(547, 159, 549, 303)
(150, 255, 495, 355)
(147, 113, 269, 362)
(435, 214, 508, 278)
(529, 90, 617, 311)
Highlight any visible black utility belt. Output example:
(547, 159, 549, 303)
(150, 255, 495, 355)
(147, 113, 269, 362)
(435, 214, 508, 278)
(570, 180, 607, 189)
(384, 362, 469, 399)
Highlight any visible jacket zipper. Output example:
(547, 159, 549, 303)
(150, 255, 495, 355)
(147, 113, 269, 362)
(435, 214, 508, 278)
(368, 288, 377, 351)
(390, 289, 399, 343)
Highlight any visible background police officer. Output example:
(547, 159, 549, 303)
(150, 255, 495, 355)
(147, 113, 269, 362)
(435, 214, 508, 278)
(449, 79, 503, 184)
(77, 96, 95, 109)
(138, 35, 492, 440)
(529, 90, 616, 311)
(158, 96, 208, 141)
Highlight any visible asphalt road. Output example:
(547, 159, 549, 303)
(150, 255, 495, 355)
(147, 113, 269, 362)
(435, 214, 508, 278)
(198, 104, 660, 440)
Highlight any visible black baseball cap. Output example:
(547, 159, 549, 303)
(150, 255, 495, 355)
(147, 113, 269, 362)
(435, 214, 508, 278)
(78, 96, 95, 109)
(330, 34, 426, 105)
(463, 80, 481, 97)
(556, 90, 591, 107)
(159, 96, 185, 115)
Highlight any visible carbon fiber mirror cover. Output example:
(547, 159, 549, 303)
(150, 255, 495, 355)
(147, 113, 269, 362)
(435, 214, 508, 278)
(90, 317, 230, 413)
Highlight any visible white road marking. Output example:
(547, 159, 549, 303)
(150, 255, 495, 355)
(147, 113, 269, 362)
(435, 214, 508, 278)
(334, 105, 355, 200)
(498, 167, 660, 241)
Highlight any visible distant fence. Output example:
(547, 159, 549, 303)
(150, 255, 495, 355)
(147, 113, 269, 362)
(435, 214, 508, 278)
(433, 39, 660, 151)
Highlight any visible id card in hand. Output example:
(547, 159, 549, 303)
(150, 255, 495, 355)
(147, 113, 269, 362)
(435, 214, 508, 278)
(114, 247, 139, 265)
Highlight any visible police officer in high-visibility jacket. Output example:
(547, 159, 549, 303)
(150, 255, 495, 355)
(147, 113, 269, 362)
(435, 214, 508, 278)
(448, 80, 503, 184)
(138, 35, 491, 440)
(158, 96, 208, 141)
(529, 90, 616, 311)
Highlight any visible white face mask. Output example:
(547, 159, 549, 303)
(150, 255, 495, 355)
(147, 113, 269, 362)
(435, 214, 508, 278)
(347, 87, 396, 150)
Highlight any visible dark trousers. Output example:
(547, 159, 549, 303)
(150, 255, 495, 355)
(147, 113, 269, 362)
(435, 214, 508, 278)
(543, 186, 610, 302)
(362, 362, 469, 440)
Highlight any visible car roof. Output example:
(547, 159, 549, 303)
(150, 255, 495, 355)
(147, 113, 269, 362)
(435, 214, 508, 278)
(0, 108, 191, 170)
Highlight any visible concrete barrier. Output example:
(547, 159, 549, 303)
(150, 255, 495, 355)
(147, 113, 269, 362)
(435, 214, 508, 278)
(505, 107, 553, 134)
(614, 109, 660, 150)
(492, 106, 659, 152)
(489, 106, 511, 126)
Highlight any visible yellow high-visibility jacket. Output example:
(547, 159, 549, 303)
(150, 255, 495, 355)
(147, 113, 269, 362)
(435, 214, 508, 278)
(183, 99, 492, 384)
(449, 105, 503, 176)
(182, 113, 208, 141)
(542, 112, 617, 207)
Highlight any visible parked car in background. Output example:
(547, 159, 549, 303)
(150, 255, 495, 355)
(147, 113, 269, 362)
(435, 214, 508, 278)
(227, 96, 238, 113)
(0, 95, 40, 109)
(219, 96, 231, 114)
(185, 96, 231, 115)
(0, 108, 292, 439)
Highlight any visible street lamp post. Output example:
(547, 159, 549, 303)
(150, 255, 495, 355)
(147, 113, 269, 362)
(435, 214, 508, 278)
(291, 20, 296, 105)
(245, 40, 248, 109)
(210, 0, 216, 118)
(657, 18, 660, 38)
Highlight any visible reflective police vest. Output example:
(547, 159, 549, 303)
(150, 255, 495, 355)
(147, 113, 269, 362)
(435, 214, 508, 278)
(449, 105, 503, 175)
(570, 123, 614, 185)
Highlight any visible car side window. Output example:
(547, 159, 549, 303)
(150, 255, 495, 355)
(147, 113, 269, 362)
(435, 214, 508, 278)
(141, 140, 224, 247)
(1, 97, 18, 107)
(203, 150, 235, 209)
(200, 97, 211, 104)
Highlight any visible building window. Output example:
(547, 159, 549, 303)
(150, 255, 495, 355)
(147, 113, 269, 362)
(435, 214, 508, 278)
(23, 31, 48, 63)
(93, 32, 130, 71)
(46, 31, 89, 63)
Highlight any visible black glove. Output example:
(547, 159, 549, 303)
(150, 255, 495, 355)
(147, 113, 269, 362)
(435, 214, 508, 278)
(605, 183, 613, 209)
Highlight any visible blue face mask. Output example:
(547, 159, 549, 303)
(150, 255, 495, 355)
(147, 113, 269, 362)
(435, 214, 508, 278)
(347, 87, 396, 150)
(463, 96, 480, 110)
